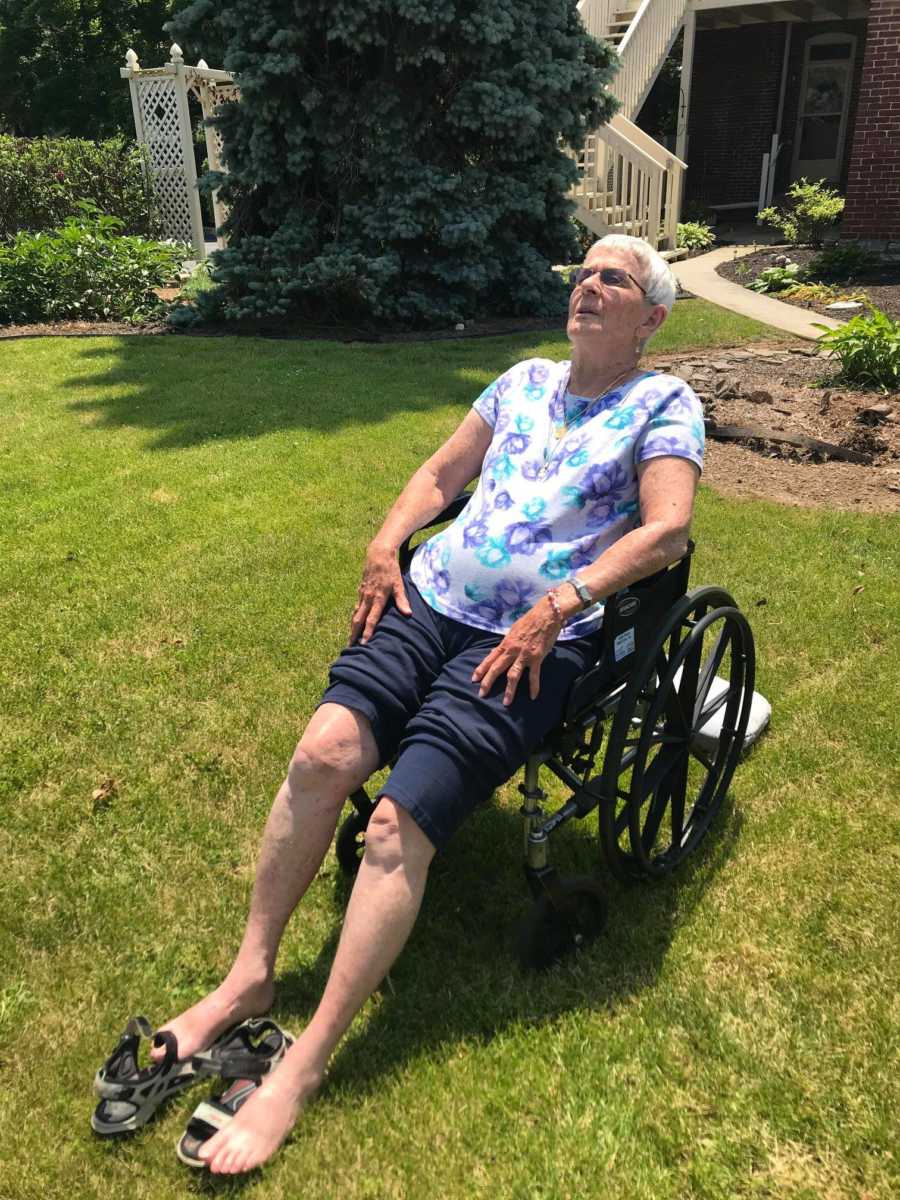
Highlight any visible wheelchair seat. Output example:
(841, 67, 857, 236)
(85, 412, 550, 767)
(337, 492, 760, 969)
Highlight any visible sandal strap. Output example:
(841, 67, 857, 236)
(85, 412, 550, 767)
(189, 1100, 234, 1132)
(191, 1019, 287, 1080)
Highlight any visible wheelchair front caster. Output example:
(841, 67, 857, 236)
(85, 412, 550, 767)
(336, 796, 374, 883)
(516, 878, 608, 971)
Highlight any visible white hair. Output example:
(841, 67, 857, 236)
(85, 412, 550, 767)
(590, 234, 677, 313)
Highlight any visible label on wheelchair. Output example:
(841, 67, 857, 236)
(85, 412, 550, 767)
(614, 627, 636, 662)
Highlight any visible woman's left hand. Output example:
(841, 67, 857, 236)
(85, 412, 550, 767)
(472, 598, 565, 706)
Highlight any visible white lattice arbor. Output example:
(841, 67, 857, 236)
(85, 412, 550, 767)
(121, 44, 239, 258)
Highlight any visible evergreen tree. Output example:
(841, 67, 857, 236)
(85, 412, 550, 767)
(170, 0, 618, 328)
(0, 2, 174, 138)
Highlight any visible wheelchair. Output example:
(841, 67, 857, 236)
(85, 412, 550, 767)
(334, 493, 758, 969)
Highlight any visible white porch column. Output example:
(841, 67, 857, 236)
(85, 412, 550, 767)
(676, 7, 696, 166)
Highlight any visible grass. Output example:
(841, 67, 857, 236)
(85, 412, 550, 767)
(1, 308, 898, 1200)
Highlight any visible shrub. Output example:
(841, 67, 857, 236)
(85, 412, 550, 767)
(676, 221, 715, 251)
(570, 217, 596, 259)
(168, 0, 619, 328)
(806, 240, 880, 281)
(757, 178, 844, 246)
(0, 202, 185, 324)
(747, 263, 802, 294)
(0, 135, 158, 239)
(814, 307, 900, 392)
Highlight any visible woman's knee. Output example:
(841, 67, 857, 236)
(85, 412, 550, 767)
(286, 728, 369, 802)
(364, 798, 436, 871)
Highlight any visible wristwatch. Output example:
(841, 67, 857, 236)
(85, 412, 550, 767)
(567, 575, 594, 609)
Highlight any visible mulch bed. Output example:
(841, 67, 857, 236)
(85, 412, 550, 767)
(645, 341, 900, 514)
(716, 246, 900, 322)
(0, 314, 567, 343)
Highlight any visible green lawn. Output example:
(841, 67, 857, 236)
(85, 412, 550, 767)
(1, 307, 898, 1200)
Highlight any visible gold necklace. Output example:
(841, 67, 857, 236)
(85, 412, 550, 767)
(553, 364, 636, 441)
(538, 364, 638, 479)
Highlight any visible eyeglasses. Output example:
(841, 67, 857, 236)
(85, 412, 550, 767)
(571, 266, 647, 296)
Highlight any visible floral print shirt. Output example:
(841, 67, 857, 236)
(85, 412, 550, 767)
(409, 357, 705, 640)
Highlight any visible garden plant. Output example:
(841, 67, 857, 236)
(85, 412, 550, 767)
(0, 202, 185, 324)
(676, 221, 715, 252)
(815, 305, 900, 392)
(757, 178, 845, 246)
(0, 135, 158, 239)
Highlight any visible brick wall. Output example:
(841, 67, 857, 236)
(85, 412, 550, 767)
(842, 0, 900, 242)
(683, 20, 868, 210)
(684, 25, 784, 207)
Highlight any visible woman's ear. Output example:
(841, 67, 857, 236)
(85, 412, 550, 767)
(640, 303, 668, 341)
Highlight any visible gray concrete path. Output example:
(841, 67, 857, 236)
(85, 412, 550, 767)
(672, 245, 842, 342)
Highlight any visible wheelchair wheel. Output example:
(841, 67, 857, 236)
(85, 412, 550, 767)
(516, 877, 608, 970)
(335, 796, 372, 877)
(600, 587, 755, 881)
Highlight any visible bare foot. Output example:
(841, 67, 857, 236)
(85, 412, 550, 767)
(198, 1060, 322, 1174)
(150, 975, 274, 1063)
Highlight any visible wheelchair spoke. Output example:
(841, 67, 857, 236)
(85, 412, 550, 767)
(693, 627, 732, 725)
(634, 742, 687, 807)
(641, 785, 670, 851)
(670, 776, 686, 848)
(614, 803, 630, 836)
(689, 743, 715, 772)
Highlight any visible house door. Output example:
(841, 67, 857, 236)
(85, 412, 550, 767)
(791, 34, 857, 183)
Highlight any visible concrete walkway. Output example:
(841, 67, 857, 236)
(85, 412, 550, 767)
(672, 245, 842, 342)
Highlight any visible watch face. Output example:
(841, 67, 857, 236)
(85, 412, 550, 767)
(572, 579, 592, 606)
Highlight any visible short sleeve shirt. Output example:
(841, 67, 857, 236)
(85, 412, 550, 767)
(409, 357, 704, 640)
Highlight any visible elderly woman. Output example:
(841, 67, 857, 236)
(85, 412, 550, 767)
(151, 234, 703, 1173)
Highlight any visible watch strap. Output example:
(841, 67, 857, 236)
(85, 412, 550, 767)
(568, 575, 593, 609)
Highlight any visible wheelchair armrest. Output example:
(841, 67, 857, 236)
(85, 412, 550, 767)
(561, 540, 695, 724)
(398, 491, 473, 573)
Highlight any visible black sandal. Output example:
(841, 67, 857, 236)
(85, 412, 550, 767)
(91, 1016, 248, 1136)
(176, 1021, 294, 1168)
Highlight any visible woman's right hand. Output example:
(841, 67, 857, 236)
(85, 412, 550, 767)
(349, 542, 412, 645)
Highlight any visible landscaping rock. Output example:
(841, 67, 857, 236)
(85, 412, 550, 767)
(748, 390, 773, 404)
(858, 402, 894, 425)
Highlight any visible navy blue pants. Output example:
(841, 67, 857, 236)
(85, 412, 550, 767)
(319, 579, 601, 851)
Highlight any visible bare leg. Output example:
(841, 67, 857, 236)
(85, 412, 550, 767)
(198, 797, 436, 1175)
(151, 703, 380, 1062)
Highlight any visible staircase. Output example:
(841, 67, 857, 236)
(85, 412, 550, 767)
(573, 0, 690, 254)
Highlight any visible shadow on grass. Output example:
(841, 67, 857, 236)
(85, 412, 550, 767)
(60, 332, 565, 452)
(273, 792, 743, 1102)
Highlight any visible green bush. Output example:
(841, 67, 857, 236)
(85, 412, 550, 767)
(747, 263, 802, 294)
(814, 307, 900, 392)
(0, 202, 185, 324)
(806, 240, 880, 281)
(0, 135, 157, 239)
(168, 0, 618, 328)
(676, 221, 715, 252)
(757, 178, 844, 246)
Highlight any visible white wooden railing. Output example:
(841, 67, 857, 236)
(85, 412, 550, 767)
(572, 113, 685, 250)
(618, 0, 689, 120)
(572, 0, 689, 251)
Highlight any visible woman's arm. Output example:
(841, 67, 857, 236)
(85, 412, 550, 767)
(349, 409, 494, 644)
(472, 455, 700, 704)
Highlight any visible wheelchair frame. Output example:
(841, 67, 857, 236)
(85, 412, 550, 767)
(335, 494, 756, 968)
